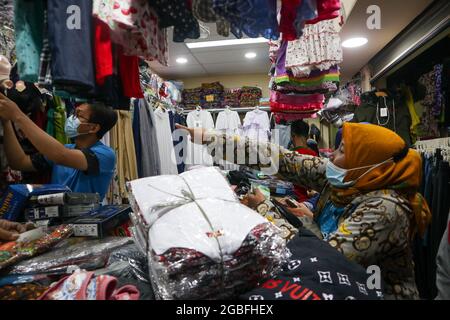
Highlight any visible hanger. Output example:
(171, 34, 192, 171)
(196, 105, 201, 111)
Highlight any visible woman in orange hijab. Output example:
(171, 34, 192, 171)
(176, 122, 431, 300)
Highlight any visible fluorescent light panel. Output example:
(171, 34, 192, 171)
(186, 37, 268, 49)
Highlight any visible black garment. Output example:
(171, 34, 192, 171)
(353, 92, 412, 146)
(240, 227, 384, 300)
(413, 153, 450, 299)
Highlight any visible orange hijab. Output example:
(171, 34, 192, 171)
(331, 123, 431, 237)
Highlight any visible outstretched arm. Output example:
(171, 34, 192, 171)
(0, 92, 88, 171)
(175, 124, 328, 192)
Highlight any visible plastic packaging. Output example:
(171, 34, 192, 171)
(0, 225, 73, 270)
(102, 244, 150, 283)
(127, 167, 290, 300)
(7, 237, 132, 275)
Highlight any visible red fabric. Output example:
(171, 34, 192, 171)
(292, 147, 318, 201)
(118, 49, 144, 98)
(279, 0, 302, 41)
(270, 101, 323, 113)
(94, 19, 113, 86)
(306, 0, 341, 24)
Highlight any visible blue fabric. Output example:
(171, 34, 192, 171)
(47, 0, 95, 91)
(132, 99, 142, 178)
(305, 193, 320, 211)
(316, 201, 346, 240)
(172, 112, 187, 174)
(295, 0, 318, 37)
(212, 0, 279, 40)
(49, 142, 115, 200)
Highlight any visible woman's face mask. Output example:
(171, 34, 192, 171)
(326, 158, 393, 188)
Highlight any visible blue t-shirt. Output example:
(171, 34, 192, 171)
(34, 142, 116, 200)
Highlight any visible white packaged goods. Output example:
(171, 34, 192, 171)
(127, 167, 290, 299)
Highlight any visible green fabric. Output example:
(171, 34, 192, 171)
(53, 96, 69, 144)
(46, 108, 55, 137)
(14, 0, 44, 82)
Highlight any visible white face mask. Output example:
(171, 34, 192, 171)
(326, 158, 394, 188)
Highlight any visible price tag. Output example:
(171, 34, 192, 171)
(205, 95, 215, 102)
(380, 108, 388, 118)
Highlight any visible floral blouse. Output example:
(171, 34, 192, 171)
(206, 131, 419, 300)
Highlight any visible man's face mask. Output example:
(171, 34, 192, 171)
(64, 115, 88, 139)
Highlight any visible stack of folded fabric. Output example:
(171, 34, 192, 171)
(240, 87, 263, 108)
(182, 87, 203, 109)
(223, 88, 241, 108)
(127, 167, 290, 300)
(201, 82, 224, 109)
(270, 92, 325, 122)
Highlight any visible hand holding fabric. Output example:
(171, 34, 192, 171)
(0, 92, 23, 122)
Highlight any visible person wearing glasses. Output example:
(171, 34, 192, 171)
(0, 92, 117, 200)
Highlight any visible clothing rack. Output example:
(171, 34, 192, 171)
(181, 106, 270, 115)
(415, 137, 450, 161)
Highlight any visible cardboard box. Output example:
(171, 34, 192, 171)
(69, 205, 132, 238)
(26, 203, 100, 221)
(0, 184, 71, 221)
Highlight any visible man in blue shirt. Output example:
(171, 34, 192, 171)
(0, 92, 117, 200)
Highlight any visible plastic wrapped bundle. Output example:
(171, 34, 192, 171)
(223, 88, 241, 108)
(0, 225, 73, 271)
(239, 86, 263, 108)
(182, 88, 203, 110)
(127, 167, 290, 300)
(7, 237, 132, 275)
(201, 82, 224, 109)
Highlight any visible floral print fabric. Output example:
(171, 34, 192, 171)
(285, 19, 343, 77)
(93, 0, 168, 65)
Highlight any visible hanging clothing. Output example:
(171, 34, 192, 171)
(151, 0, 200, 43)
(168, 111, 187, 174)
(212, 0, 279, 40)
(93, 0, 168, 66)
(285, 19, 342, 78)
(14, 0, 44, 82)
(38, 7, 52, 87)
(272, 124, 291, 149)
(215, 109, 241, 133)
(94, 18, 113, 86)
(215, 109, 241, 170)
(138, 98, 161, 177)
(192, 0, 230, 37)
(109, 110, 138, 200)
(118, 51, 143, 99)
(353, 93, 412, 147)
(153, 107, 178, 175)
(243, 109, 270, 142)
(185, 109, 214, 169)
(47, 0, 95, 93)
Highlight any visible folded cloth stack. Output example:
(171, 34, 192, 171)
(223, 88, 241, 108)
(201, 82, 224, 109)
(270, 92, 324, 123)
(240, 86, 263, 108)
(127, 167, 290, 300)
(182, 87, 203, 109)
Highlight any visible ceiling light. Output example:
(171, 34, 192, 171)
(186, 37, 268, 49)
(342, 37, 368, 48)
(176, 57, 188, 64)
(245, 52, 257, 59)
